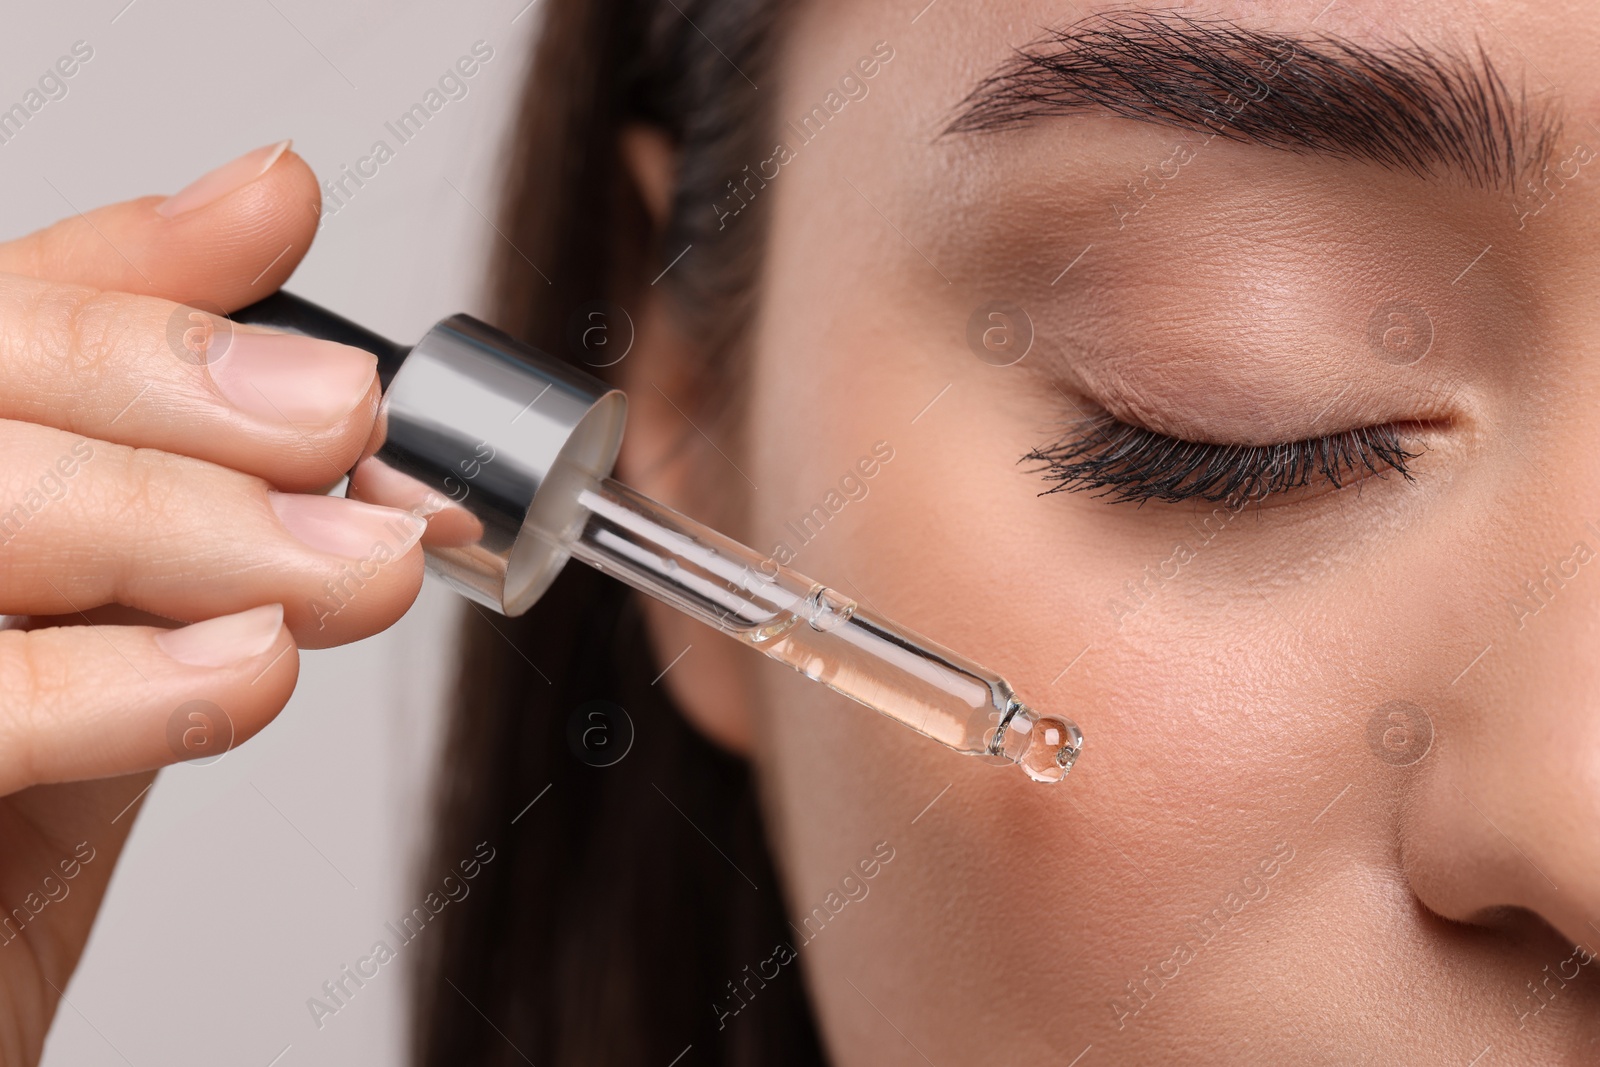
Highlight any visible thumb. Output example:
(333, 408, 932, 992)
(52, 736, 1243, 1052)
(0, 140, 322, 309)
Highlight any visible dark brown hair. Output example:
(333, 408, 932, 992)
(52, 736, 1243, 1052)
(410, 1, 825, 1064)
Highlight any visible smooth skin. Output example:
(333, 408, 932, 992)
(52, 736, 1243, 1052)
(617, 0, 1600, 1063)
(0, 147, 422, 1064)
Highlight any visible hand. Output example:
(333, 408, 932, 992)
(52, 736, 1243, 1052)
(0, 141, 426, 1064)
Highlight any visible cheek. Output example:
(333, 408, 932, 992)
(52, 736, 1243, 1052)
(736, 288, 1502, 1056)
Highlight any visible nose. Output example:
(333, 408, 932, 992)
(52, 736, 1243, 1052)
(1400, 529, 1600, 953)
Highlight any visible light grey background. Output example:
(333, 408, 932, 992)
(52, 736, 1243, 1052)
(0, 2, 539, 1063)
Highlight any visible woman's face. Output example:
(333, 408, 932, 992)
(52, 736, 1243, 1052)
(635, 0, 1600, 1060)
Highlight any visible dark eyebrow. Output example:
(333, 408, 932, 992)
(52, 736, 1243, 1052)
(944, 9, 1559, 189)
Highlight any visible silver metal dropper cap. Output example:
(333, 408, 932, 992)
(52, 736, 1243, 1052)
(232, 294, 626, 616)
(351, 314, 626, 615)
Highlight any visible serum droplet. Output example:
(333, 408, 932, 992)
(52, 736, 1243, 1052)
(1019, 714, 1084, 783)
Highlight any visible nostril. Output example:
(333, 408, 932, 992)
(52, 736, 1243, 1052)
(1397, 752, 1600, 963)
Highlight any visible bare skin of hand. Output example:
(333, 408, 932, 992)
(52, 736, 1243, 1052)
(0, 142, 426, 1065)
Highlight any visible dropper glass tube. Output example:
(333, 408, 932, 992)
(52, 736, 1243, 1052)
(553, 473, 1084, 784)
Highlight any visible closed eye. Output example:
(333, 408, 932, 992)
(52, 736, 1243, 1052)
(1022, 411, 1426, 505)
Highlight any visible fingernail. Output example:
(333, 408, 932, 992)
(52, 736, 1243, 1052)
(269, 493, 427, 560)
(156, 604, 284, 667)
(156, 140, 292, 219)
(210, 332, 377, 424)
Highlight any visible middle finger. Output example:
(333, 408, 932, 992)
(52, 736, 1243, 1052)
(0, 421, 425, 648)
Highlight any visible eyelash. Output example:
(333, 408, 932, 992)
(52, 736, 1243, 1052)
(1022, 412, 1425, 504)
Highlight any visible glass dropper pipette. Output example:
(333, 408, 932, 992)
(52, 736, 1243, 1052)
(232, 293, 1085, 783)
(554, 473, 1084, 783)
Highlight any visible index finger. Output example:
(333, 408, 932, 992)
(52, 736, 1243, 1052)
(0, 142, 321, 309)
